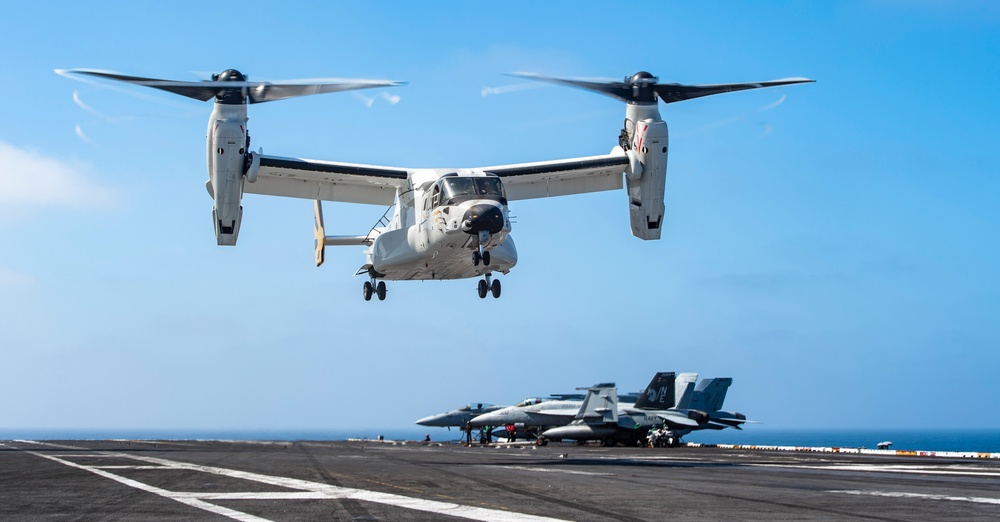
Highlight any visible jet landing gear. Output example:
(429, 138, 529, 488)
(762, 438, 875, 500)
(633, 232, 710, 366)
(363, 269, 387, 301)
(477, 273, 501, 299)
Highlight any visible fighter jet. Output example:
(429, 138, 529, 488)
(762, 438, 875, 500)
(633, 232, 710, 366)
(469, 389, 641, 428)
(415, 403, 503, 428)
(540, 373, 750, 446)
(537, 384, 633, 445)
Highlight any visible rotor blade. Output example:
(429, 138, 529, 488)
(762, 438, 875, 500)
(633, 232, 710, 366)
(58, 69, 407, 104)
(654, 77, 814, 104)
(246, 79, 406, 104)
(509, 71, 814, 105)
(57, 69, 221, 101)
(507, 72, 635, 103)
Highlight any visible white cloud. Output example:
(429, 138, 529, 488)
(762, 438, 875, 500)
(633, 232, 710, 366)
(0, 140, 117, 210)
(74, 124, 93, 144)
(481, 82, 546, 98)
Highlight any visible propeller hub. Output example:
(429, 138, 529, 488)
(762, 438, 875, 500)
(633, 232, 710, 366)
(629, 71, 658, 84)
(214, 69, 248, 105)
(214, 69, 246, 82)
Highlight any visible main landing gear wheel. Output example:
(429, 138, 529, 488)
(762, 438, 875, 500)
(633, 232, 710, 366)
(363, 268, 387, 302)
(477, 274, 502, 299)
(472, 249, 491, 266)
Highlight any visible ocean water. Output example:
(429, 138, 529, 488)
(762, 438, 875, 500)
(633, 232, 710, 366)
(2, 428, 998, 453)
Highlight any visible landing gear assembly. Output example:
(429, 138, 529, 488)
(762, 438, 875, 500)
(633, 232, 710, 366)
(363, 268, 387, 301)
(477, 273, 502, 299)
(472, 230, 491, 266)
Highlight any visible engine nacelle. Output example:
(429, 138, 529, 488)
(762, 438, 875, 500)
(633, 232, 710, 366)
(626, 119, 668, 240)
(210, 120, 247, 246)
(244, 147, 261, 183)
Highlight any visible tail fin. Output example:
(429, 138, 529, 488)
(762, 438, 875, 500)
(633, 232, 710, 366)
(633, 372, 675, 409)
(575, 384, 618, 424)
(689, 378, 733, 412)
(674, 373, 699, 409)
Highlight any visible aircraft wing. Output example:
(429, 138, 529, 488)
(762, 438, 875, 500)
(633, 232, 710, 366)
(480, 150, 629, 201)
(247, 154, 410, 205)
(656, 411, 700, 428)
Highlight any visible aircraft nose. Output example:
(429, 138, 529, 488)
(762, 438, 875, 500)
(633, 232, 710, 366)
(415, 414, 445, 427)
(461, 204, 504, 235)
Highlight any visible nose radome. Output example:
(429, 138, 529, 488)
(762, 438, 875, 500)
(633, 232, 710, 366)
(461, 204, 504, 234)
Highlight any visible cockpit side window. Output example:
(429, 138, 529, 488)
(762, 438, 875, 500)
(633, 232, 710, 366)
(431, 185, 440, 209)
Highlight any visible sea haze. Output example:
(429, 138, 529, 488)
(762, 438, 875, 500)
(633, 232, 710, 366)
(2, 428, 998, 453)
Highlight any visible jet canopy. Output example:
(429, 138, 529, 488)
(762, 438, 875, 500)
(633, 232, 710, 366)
(457, 403, 494, 411)
(433, 175, 506, 207)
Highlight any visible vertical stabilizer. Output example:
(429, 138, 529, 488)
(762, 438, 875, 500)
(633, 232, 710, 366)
(690, 378, 733, 412)
(674, 373, 699, 409)
(575, 384, 618, 424)
(633, 372, 675, 410)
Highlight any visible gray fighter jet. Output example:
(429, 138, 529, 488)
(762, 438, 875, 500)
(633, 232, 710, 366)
(415, 403, 503, 428)
(540, 373, 748, 446)
(468, 389, 641, 428)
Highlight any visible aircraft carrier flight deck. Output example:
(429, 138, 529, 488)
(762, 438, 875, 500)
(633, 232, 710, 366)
(2, 438, 998, 521)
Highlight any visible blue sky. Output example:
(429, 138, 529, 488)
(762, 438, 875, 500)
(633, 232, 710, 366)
(1, 1, 998, 434)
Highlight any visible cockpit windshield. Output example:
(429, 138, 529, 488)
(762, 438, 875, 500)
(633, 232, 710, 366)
(513, 398, 544, 408)
(438, 176, 506, 205)
(457, 403, 493, 411)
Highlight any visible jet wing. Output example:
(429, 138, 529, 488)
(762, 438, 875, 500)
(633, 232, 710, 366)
(248, 154, 410, 205)
(656, 411, 700, 428)
(480, 150, 629, 201)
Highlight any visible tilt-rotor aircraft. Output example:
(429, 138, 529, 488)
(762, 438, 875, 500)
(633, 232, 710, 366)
(59, 69, 812, 300)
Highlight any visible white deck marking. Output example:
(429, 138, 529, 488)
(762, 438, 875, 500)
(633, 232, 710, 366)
(749, 462, 1000, 477)
(492, 465, 613, 476)
(830, 490, 1000, 505)
(22, 441, 568, 522)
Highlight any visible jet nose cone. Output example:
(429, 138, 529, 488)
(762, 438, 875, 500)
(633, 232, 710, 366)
(461, 204, 504, 235)
(415, 414, 444, 427)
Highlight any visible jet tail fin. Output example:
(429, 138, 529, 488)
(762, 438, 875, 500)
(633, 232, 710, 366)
(633, 372, 675, 410)
(574, 384, 618, 424)
(674, 373, 699, 409)
(689, 377, 733, 412)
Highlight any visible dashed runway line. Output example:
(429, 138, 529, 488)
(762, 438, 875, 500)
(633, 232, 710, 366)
(749, 462, 1000, 478)
(830, 490, 1000, 505)
(20, 440, 568, 522)
(490, 465, 613, 476)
